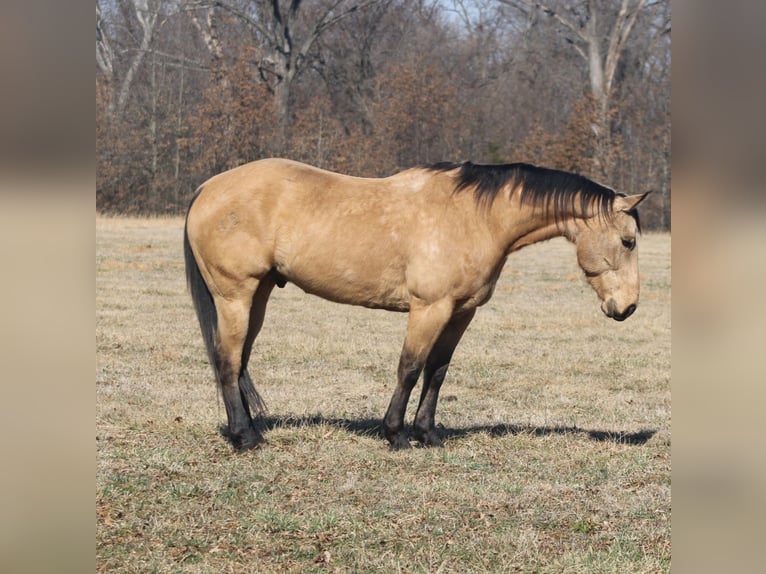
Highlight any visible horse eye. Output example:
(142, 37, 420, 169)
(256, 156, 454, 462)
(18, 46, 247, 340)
(622, 238, 636, 250)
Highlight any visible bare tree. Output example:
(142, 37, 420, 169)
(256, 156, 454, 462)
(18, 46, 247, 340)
(498, 0, 661, 177)
(318, 0, 394, 137)
(499, 0, 648, 116)
(207, 0, 381, 149)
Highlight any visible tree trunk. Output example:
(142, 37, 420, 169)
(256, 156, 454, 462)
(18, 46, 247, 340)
(96, 2, 116, 115)
(273, 72, 291, 152)
(115, 0, 158, 116)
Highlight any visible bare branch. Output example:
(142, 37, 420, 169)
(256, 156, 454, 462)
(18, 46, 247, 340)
(133, 48, 209, 72)
(211, 1, 275, 43)
(297, 0, 382, 63)
(96, 1, 115, 77)
(497, 0, 589, 44)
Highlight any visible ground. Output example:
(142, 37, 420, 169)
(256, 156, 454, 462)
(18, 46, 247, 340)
(97, 216, 670, 573)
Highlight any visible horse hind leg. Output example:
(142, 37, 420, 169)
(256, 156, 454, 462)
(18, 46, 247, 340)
(238, 274, 277, 420)
(214, 291, 265, 451)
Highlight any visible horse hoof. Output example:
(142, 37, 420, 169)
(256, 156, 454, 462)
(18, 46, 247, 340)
(388, 435, 412, 451)
(414, 430, 444, 448)
(221, 425, 264, 451)
(233, 435, 263, 452)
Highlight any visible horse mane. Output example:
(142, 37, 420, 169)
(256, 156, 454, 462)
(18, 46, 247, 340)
(426, 161, 638, 228)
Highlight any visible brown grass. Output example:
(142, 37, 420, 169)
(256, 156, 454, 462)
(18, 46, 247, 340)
(97, 216, 670, 573)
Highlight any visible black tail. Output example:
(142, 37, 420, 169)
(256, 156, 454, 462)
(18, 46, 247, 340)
(184, 191, 219, 384)
(184, 190, 265, 419)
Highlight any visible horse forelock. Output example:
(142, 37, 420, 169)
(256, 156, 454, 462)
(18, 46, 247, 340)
(425, 161, 619, 224)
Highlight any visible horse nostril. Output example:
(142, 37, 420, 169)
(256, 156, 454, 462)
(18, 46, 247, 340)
(613, 303, 636, 321)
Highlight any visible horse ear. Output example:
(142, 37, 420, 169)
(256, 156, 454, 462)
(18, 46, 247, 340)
(614, 191, 651, 213)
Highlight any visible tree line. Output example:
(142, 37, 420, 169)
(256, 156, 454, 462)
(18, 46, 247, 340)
(96, 0, 670, 229)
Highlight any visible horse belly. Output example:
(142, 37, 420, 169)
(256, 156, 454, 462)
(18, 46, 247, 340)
(285, 264, 410, 311)
(277, 243, 411, 312)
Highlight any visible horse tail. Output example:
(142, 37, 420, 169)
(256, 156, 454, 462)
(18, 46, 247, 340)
(184, 188, 220, 386)
(183, 189, 267, 418)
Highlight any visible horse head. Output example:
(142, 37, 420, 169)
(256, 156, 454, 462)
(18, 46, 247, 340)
(574, 192, 651, 321)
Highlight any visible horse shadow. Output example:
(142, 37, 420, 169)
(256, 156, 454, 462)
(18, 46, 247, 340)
(252, 415, 656, 446)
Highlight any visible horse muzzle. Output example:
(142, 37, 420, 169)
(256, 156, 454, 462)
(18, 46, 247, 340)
(602, 299, 637, 322)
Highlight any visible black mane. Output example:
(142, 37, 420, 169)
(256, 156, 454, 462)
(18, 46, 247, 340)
(427, 161, 628, 225)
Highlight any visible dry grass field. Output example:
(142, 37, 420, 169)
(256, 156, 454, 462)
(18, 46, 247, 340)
(96, 216, 670, 573)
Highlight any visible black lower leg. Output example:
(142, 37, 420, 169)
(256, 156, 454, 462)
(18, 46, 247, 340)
(413, 364, 449, 447)
(219, 362, 263, 451)
(383, 356, 423, 450)
(412, 310, 475, 447)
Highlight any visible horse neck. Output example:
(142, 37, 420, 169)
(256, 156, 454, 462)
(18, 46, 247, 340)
(494, 200, 577, 254)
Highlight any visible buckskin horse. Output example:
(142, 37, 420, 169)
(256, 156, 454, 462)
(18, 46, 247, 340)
(184, 158, 649, 451)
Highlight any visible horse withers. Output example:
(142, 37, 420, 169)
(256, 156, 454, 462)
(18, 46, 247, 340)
(183, 158, 649, 451)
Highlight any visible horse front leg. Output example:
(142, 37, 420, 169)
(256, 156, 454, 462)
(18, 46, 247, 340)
(382, 298, 454, 450)
(413, 309, 476, 447)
